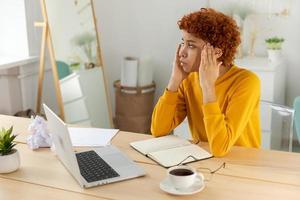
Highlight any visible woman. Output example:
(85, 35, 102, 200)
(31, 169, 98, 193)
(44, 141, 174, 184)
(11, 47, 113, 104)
(151, 8, 261, 157)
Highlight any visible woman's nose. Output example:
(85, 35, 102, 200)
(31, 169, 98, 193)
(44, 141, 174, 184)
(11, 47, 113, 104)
(179, 45, 187, 58)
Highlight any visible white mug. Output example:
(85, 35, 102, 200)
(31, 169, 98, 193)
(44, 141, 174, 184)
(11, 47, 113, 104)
(167, 165, 203, 189)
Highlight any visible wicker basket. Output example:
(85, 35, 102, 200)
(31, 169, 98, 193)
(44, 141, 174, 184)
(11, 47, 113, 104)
(114, 80, 155, 134)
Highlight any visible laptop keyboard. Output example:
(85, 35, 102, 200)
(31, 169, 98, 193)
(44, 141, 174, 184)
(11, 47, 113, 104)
(76, 150, 120, 183)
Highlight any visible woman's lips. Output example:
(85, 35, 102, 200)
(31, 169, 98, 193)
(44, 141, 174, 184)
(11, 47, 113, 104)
(180, 61, 187, 66)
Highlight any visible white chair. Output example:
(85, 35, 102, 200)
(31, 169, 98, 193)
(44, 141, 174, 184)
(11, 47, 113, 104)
(260, 100, 295, 152)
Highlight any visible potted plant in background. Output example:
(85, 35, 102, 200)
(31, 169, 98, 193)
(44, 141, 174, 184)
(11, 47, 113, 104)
(265, 36, 284, 63)
(0, 126, 20, 173)
(71, 31, 97, 70)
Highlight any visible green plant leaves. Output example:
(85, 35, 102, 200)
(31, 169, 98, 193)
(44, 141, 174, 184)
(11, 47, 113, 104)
(265, 37, 284, 43)
(265, 37, 284, 50)
(0, 126, 17, 156)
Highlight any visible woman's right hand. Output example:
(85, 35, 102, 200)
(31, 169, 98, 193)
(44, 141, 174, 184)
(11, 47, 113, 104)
(167, 44, 188, 92)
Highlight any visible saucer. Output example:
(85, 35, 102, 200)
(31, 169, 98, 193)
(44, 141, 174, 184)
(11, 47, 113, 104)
(159, 174, 205, 195)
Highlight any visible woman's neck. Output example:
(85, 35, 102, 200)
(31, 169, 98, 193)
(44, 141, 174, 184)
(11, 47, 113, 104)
(219, 64, 232, 77)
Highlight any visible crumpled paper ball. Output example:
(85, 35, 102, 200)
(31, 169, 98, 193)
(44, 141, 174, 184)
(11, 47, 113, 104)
(27, 115, 52, 150)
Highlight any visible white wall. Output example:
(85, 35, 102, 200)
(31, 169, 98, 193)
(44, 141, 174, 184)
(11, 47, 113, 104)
(93, 0, 208, 114)
(93, 0, 300, 109)
(281, 0, 300, 106)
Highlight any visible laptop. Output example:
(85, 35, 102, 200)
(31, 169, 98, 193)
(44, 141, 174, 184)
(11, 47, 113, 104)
(43, 103, 145, 188)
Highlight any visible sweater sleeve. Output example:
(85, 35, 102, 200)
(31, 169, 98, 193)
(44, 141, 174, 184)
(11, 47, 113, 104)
(151, 84, 187, 137)
(202, 75, 260, 157)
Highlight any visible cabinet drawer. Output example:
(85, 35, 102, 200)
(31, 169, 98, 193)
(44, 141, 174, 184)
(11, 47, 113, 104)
(254, 71, 274, 102)
(64, 98, 89, 123)
(60, 74, 83, 103)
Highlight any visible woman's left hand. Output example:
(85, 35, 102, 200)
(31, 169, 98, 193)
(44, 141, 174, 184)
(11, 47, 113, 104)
(199, 43, 222, 90)
(199, 43, 222, 103)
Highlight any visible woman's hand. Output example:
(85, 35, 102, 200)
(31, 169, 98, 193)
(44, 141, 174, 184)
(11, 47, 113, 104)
(167, 44, 188, 92)
(199, 43, 223, 103)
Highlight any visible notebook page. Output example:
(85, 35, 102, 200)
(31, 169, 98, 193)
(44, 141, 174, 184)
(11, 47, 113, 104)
(130, 135, 191, 155)
(148, 144, 212, 167)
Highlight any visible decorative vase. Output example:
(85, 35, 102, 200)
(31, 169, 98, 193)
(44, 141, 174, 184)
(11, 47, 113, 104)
(0, 149, 20, 173)
(267, 49, 282, 63)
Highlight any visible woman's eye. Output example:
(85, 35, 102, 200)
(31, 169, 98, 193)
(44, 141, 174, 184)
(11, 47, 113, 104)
(188, 44, 195, 48)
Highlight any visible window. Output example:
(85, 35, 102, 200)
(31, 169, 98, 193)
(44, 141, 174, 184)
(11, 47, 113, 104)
(0, 0, 29, 57)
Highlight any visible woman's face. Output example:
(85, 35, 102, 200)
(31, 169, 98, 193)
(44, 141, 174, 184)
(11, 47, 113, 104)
(179, 30, 206, 73)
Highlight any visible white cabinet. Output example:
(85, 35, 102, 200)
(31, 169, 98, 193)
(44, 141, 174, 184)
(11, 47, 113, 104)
(0, 56, 52, 115)
(235, 56, 286, 104)
(235, 56, 287, 150)
(60, 67, 111, 128)
(0, 67, 23, 115)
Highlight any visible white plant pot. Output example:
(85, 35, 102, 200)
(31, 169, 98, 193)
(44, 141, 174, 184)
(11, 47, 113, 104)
(267, 49, 282, 63)
(0, 149, 20, 173)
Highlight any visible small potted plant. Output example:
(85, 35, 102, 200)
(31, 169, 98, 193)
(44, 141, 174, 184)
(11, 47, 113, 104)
(71, 31, 97, 69)
(265, 36, 284, 63)
(0, 126, 20, 173)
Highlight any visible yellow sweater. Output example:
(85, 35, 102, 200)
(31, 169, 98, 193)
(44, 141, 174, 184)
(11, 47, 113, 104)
(151, 65, 261, 157)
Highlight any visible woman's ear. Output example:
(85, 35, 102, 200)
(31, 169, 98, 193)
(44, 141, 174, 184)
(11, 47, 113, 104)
(214, 48, 223, 58)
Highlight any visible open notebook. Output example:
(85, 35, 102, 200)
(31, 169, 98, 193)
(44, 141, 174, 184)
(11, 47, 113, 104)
(130, 135, 213, 168)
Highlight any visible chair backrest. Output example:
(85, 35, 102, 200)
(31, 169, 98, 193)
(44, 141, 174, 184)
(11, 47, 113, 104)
(260, 100, 294, 151)
(293, 96, 300, 144)
(56, 61, 71, 80)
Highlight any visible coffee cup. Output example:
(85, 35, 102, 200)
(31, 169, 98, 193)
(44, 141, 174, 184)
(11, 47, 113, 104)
(167, 165, 202, 189)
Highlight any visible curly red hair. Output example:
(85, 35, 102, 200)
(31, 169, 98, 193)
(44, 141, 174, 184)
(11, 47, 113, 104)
(178, 8, 241, 67)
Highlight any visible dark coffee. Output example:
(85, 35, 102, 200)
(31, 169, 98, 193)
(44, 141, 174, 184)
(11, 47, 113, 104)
(169, 168, 194, 176)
